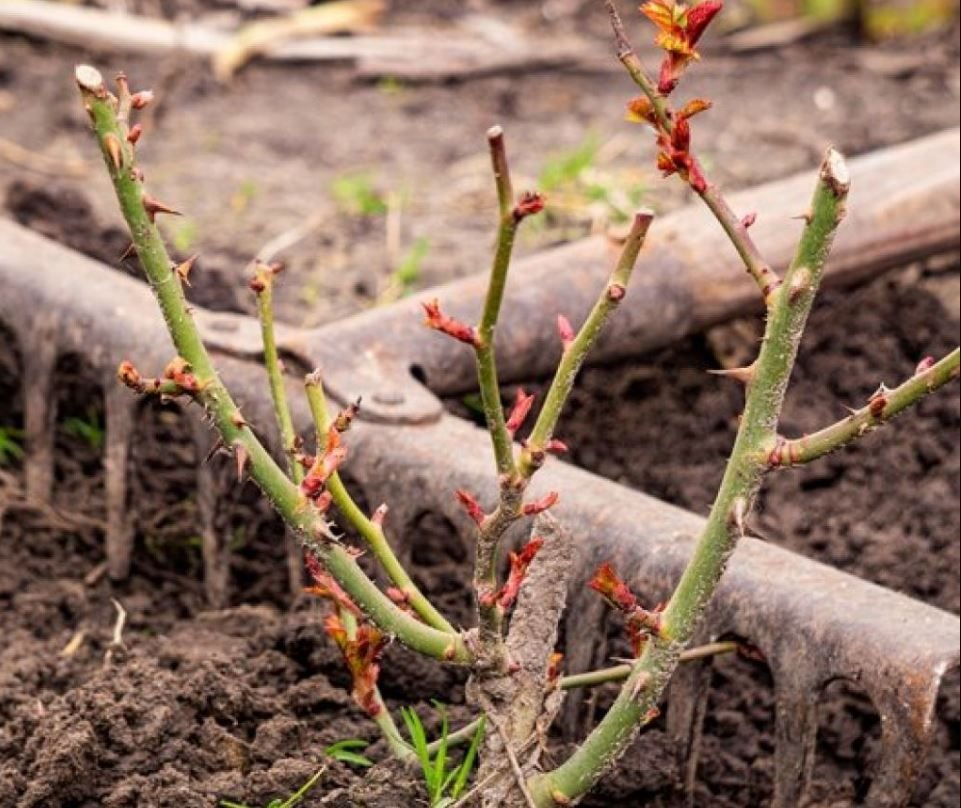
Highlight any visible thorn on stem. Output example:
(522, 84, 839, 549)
(741, 211, 757, 229)
(557, 314, 575, 351)
(142, 194, 181, 222)
(233, 441, 249, 481)
(174, 254, 198, 286)
(371, 503, 389, 528)
(127, 123, 143, 145)
(103, 133, 123, 170)
(915, 356, 936, 375)
(708, 363, 755, 385)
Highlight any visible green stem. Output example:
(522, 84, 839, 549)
(528, 149, 850, 807)
(475, 126, 520, 477)
(559, 641, 739, 690)
(253, 267, 303, 484)
(520, 210, 653, 475)
(304, 374, 457, 635)
(769, 349, 960, 467)
(76, 65, 468, 665)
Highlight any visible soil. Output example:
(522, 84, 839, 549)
(0, 1, 959, 806)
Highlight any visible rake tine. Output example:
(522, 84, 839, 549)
(103, 385, 136, 580)
(771, 661, 821, 808)
(189, 413, 232, 608)
(22, 325, 57, 502)
(867, 687, 941, 807)
(665, 625, 717, 804)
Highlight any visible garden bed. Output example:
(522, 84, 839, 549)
(0, 2, 958, 806)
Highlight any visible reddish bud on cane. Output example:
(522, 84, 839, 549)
(455, 489, 486, 526)
(117, 360, 144, 391)
(127, 123, 143, 145)
(557, 314, 575, 351)
(915, 356, 936, 375)
(371, 503, 389, 528)
(687, 160, 708, 193)
(334, 399, 361, 433)
(497, 537, 545, 609)
(313, 490, 333, 514)
(657, 57, 679, 95)
(547, 651, 564, 683)
(306, 554, 362, 616)
(868, 386, 889, 419)
(421, 299, 478, 346)
(130, 90, 154, 109)
(588, 562, 638, 613)
(506, 388, 535, 436)
(513, 191, 546, 222)
(522, 491, 559, 516)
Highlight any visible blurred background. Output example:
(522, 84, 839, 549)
(0, 0, 958, 325)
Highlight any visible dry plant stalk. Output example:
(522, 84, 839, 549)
(74, 1, 959, 804)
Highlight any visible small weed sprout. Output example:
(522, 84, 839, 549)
(0, 425, 25, 466)
(219, 766, 326, 808)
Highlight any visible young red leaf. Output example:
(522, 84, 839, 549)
(422, 299, 478, 346)
(522, 491, 559, 516)
(506, 388, 536, 436)
(497, 536, 545, 609)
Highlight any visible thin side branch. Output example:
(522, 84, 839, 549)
(476, 126, 524, 477)
(520, 210, 654, 476)
(251, 262, 303, 484)
(303, 373, 457, 635)
(602, 0, 780, 301)
(768, 348, 961, 468)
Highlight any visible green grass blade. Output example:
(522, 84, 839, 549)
(450, 716, 486, 799)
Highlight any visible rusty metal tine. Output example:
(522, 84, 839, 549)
(865, 672, 947, 807)
(282, 128, 961, 411)
(188, 413, 232, 608)
(103, 385, 136, 580)
(558, 589, 611, 736)
(21, 321, 58, 502)
(770, 659, 822, 807)
(665, 625, 717, 805)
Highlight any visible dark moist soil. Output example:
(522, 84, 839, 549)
(1, 2, 959, 322)
(1, 2, 959, 806)
(1, 263, 958, 807)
